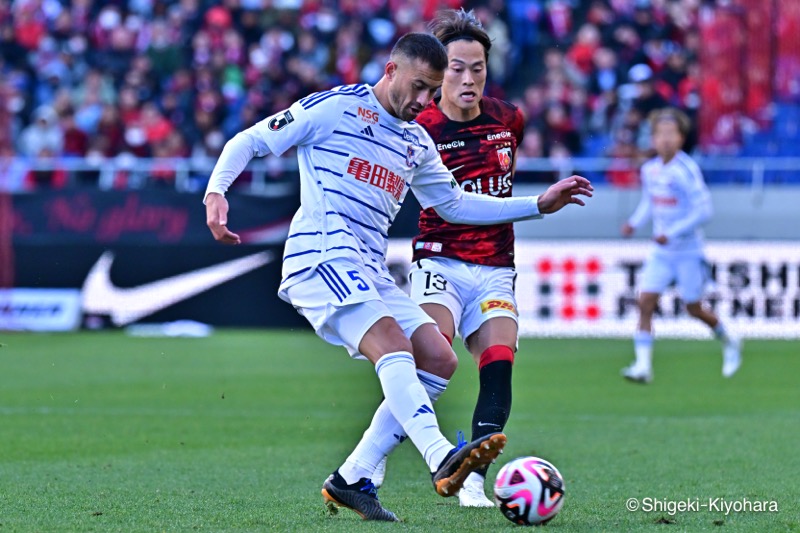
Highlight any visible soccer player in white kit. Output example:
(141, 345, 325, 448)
(205, 33, 592, 521)
(621, 108, 741, 384)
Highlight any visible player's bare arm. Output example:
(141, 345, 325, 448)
(205, 192, 241, 245)
(536, 175, 594, 214)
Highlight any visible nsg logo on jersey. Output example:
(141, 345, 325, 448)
(357, 107, 379, 124)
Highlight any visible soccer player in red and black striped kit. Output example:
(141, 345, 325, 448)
(408, 8, 523, 507)
(369, 9, 586, 507)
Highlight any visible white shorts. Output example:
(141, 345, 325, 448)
(409, 257, 518, 345)
(639, 249, 708, 303)
(284, 257, 435, 358)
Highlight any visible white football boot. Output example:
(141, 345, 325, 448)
(458, 472, 495, 508)
(621, 362, 653, 384)
(722, 334, 742, 378)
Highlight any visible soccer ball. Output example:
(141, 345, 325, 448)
(494, 456, 566, 526)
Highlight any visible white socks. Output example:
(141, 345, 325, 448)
(713, 322, 732, 343)
(634, 330, 653, 368)
(338, 354, 451, 484)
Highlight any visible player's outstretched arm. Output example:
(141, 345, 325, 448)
(536, 175, 594, 214)
(429, 175, 592, 225)
(206, 192, 241, 245)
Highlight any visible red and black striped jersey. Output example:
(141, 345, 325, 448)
(412, 96, 525, 267)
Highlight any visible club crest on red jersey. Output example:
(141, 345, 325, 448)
(497, 146, 512, 172)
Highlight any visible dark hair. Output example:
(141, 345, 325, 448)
(391, 32, 448, 72)
(649, 107, 691, 137)
(429, 8, 492, 60)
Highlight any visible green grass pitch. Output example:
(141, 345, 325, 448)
(0, 331, 798, 532)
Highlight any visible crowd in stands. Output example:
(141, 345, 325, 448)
(0, 0, 797, 190)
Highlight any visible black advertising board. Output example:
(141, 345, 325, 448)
(12, 243, 309, 329)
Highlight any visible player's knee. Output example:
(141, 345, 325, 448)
(416, 344, 458, 379)
(638, 297, 657, 315)
(410, 323, 457, 378)
(438, 349, 459, 378)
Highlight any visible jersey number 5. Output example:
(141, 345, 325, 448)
(347, 270, 369, 291)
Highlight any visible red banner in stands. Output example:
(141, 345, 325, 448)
(8, 190, 299, 245)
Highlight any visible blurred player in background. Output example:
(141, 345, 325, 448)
(361, 9, 568, 507)
(205, 32, 593, 521)
(621, 108, 741, 384)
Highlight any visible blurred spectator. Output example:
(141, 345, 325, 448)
(0, 146, 28, 191)
(0, 0, 790, 188)
(628, 63, 668, 117)
(587, 47, 621, 97)
(474, 5, 511, 86)
(95, 104, 126, 157)
(61, 108, 88, 157)
(606, 138, 639, 187)
(776, 0, 800, 101)
(519, 127, 545, 158)
(12, 1, 48, 51)
(140, 103, 175, 151)
(150, 130, 188, 185)
(543, 103, 581, 156)
(542, 0, 573, 45)
(586, 0, 618, 42)
(72, 70, 116, 109)
(504, 0, 541, 75)
(589, 86, 620, 137)
(611, 24, 642, 66)
(146, 19, 184, 79)
(659, 48, 688, 97)
(566, 23, 601, 78)
(18, 105, 63, 157)
(24, 148, 67, 190)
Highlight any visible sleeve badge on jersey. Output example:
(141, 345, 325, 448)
(267, 110, 294, 131)
(497, 146, 512, 172)
(406, 145, 415, 167)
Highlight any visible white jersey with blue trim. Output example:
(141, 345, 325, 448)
(628, 150, 712, 253)
(243, 84, 462, 297)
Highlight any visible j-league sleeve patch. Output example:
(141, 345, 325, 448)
(268, 110, 294, 131)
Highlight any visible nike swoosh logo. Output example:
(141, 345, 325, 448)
(449, 164, 465, 174)
(423, 290, 443, 296)
(81, 251, 273, 326)
(476, 422, 500, 428)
